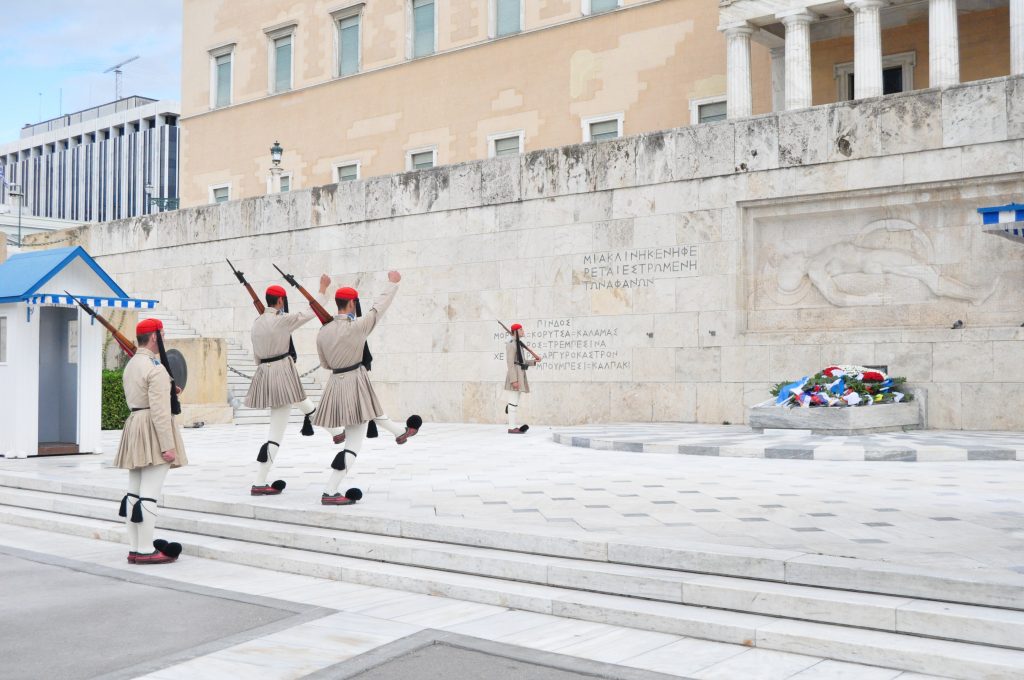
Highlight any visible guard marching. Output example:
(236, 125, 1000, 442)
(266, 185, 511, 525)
(114, 318, 188, 564)
(244, 274, 331, 496)
(313, 271, 403, 505)
(504, 322, 542, 434)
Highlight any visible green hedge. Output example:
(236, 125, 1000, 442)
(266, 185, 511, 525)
(101, 370, 130, 430)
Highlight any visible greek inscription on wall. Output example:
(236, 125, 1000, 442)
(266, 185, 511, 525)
(575, 246, 698, 290)
(494, 317, 631, 380)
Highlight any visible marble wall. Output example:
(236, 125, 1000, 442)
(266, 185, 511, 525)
(43, 75, 1024, 429)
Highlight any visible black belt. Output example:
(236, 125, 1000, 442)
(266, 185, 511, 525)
(332, 363, 363, 374)
(130, 407, 149, 412)
(260, 353, 291, 364)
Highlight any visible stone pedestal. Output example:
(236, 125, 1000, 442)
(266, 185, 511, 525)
(749, 402, 923, 435)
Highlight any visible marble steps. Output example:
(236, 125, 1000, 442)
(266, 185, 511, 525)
(0, 484, 1023, 657)
(0, 470, 1022, 614)
(0, 500, 1023, 679)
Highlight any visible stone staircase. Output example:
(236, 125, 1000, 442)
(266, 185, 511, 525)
(0, 474, 1022, 679)
(146, 311, 323, 426)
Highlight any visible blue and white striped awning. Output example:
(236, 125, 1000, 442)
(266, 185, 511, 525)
(27, 294, 158, 309)
(977, 203, 1024, 244)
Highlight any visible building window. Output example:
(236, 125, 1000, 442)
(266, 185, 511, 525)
(584, 0, 620, 15)
(412, 0, 435, 58)
(279, 174, 291, 192)
(489, 131, 523, 157)
(582, 114, 623, 142)
(495, 0, 521, 37)
(0, 316, 6, 364)
(834, 51, 916, 101)
(335, 162, 360, 182)
(211, 184, 230, 203)
(265, 24, 297, 94)
(408, 147, 436, 170)
(273, 35, 293, 92)
(690, 96, 728, 125)
(337, 12, 361, 76)
(209, 45, 235, 108)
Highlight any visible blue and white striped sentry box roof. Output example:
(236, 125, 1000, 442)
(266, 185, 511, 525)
(27, 294, 157, 309)
(977, 203, 1024, 244)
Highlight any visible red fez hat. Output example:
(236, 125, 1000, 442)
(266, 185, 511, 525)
(335, 287, 359, 300)
(136, 318, 164, 335)
(510, 323, 523, 332)
(266, 285, 287, 298)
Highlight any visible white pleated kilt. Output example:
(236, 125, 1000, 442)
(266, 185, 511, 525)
(244, 357, 307, 409)
(114, 411, 188, 470)
(312, 367, 383, 428)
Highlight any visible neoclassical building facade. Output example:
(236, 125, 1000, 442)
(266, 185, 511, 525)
(179, 0, 1014, 208)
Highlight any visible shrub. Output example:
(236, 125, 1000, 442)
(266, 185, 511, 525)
(101, 370, 129, 430)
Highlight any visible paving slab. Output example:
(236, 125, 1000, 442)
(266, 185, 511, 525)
(553, 423, 1024, 462)
(0, 423, 1022, 575)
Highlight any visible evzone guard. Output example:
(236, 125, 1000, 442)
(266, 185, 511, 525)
(503, 321, 543, 434)
(329, 286, 421, 450)
(114, 318, 188, 565)
(230, 259, 330, 496)
(313, 270, 412, 505)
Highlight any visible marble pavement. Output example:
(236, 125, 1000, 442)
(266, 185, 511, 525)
(1, 422, 1022, 574)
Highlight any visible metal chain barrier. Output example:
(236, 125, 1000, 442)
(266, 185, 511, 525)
(227, 363, 321, 381)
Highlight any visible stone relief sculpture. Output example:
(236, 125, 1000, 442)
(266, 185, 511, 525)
(763, 219, 998, 308)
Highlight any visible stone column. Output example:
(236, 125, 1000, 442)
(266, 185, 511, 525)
(1012, 0, 1024, 75)
(929, 0, 961, 87)
(723, 23, 754, 119)
(846, 0, 884, 98)
(779, 11, 815, 110)
(770, 47, 786, 112)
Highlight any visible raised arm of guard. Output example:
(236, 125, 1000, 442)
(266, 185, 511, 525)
(66, 291, 136, 356)
(273, 263, 333, 325)
(226, 259, 266, 314)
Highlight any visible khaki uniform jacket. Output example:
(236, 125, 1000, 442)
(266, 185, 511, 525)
(312, 282, 398, 428)
(113, 348, 188, 470)
(505, 340, 537, 393)
(243, 296, 325, 409)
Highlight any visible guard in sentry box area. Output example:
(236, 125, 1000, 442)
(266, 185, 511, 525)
(245, 275, 333, 496)
(314, 270, 414, 506)
(115, 318, 188, 565)
(504, 322, 543, 434)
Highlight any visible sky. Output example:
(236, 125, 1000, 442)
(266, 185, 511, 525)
(0, 0, 182, 143)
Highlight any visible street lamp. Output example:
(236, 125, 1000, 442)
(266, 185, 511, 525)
(144, 182, 179, 212)
(269, 141, 284, 193)
(7, 183, 23, 247)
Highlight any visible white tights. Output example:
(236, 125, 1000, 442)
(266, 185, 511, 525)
(125, 463, 170, 553)
(505, 390, 523, 429)
(325, 422, 366, 494)
(336, 414, 404, 438)
(255, 398, 315, 485)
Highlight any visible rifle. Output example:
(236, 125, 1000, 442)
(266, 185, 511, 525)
(273, 263, 333, 324)
(66, 291, 136, 356)
(497, 320, 542, 362)
(227, 258, 265, 314)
